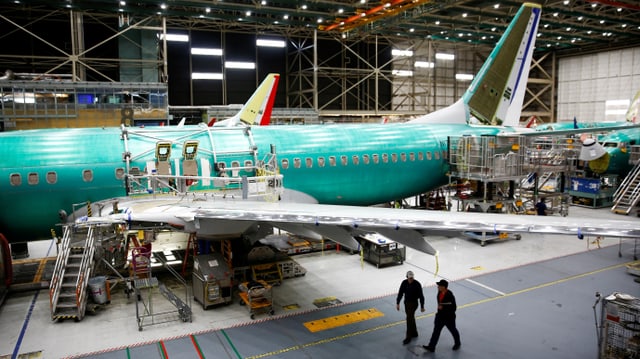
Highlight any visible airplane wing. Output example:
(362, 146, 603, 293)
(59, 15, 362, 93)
(506, 122, 640, 137)
(83, 195, 640, 256)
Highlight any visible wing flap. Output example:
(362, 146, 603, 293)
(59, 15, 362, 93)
(368, 227, 437, 256)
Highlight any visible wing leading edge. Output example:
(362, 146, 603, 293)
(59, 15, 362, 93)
(83, 195, 640, 257)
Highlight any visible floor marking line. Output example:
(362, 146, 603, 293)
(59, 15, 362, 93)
(190, 335, 205, 359)
(457, 261, 630, 310)
(157, 341, 169, 359)
(12, 290, 39, 359)
(221, 329, 243, 359)
(465, 278, 506, 296)
(245, 260, 632, 359)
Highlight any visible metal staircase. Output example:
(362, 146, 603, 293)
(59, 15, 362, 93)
(611, 161, 640, 215)
(49, 223, 98, 321)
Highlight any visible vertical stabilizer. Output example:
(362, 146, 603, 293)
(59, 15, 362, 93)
(409, 3, 540, 125)
(627, 90, 640, 124)
(213, 73, 280, 127)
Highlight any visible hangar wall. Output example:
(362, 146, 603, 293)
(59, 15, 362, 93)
(390, 40, 479, 115)
(557, 46, 640, 123)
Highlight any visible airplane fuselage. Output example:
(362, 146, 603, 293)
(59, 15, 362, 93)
(0, 123, 506, 242)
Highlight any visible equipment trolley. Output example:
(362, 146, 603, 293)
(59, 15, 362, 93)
(598, 292, 640, 358)
(238, 280, 274, 319)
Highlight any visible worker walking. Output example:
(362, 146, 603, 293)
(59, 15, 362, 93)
(396, 270, 425, 345)
(535, 197, 548, 216)
(423, 279, 461, 352)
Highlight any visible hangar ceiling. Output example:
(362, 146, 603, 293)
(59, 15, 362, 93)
(2, 0, 640, 53)
(0, 1, 638, 124)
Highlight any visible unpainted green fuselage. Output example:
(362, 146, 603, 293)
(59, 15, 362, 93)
(0, 123, 510, 242)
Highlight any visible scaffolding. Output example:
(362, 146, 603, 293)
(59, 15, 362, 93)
(0, 81, 168, 130)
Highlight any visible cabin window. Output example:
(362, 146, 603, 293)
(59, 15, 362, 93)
(391, 153, 398, 163)
(281, 159, 289, 169)
(435, 151, 441, 160)
(46, 171, 57, 184)
(244, 160, 253, 168)
(409, 152, 415, 161)
(362, 154, 370, 165)
(352, 155, 359, 165)
(372, 154, 379, 164)
(231, 161, 240, 169)
(318, 157, 325, 167)
(305, 157, 313, 168)
(426, 151, 432, 160)
(115, 168, 124, 180)
(400, 153, 407, 162)
(382, 154, 389, 163)
(82, 169, 94, 182)
(341, 155, 348, 166)
(216, 161, 227, 172)
(293, 158, 301, 169)
(329, 156, 337, 166)
(28, 172, 39, 185)
(418, 152, 424, 161)
(10, 173, 21, 186)
(130, 167, 141, 176)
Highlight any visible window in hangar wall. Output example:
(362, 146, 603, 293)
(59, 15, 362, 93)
(557, 46, 640, 123)
(167, 30, 287, 107)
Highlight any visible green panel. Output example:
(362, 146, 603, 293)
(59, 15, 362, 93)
(467, 6, 532, 123)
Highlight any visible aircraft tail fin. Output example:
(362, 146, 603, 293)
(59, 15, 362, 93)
(409, 3, 541, 126)
(627, 90, 640, 124)
(213, 73, 280, 127)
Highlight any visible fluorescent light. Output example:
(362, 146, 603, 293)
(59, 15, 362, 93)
(415, 61, 434, 68)
(435, 53, 455, 60)
(455, 73, 474, 81)
(225, 61, 256, 69)
(257, 39, 285, 48)
(191, 48, 223, 56)
(192, 72, 223, 80)
(606, 99, 630, 107)
(160, 33, 189, 42)
(392, 49, 413, 57)
(606, 109, 628, 115)
(392, 70, 413, 77)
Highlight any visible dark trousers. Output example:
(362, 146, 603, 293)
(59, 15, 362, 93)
(404, 301, 419, 339)
(427, 314, 460, 348)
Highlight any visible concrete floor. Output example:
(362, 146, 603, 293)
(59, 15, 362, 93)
(0, 205, 639, 359)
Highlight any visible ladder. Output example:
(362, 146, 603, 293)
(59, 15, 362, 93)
(49, 224, 98, 321)
(611, 161, 640, 215)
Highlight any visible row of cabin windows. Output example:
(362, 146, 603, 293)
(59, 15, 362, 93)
(280, 151, 443, 170)
(7, 158, 256, 186)
(9, 151, 443, 186)
(9, 170, 95, 186)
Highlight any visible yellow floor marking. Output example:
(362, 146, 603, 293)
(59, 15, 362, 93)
(246, 261, 632, 359)
(282, 304, 300, 310)
(303, 308, 384, 333)
(12, 257, 56, 265)
(33, 257, 51, 283)
(312, 296, 337, 304)
(470, 266, 484, 271)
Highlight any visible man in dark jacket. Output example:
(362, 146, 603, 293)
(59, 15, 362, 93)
(396, 270, 425, 344)
(423, 279, 461, 352)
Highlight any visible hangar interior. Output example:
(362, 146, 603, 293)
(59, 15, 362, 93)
(1, 0, 639, 128)
(0, 1, 640, 359)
